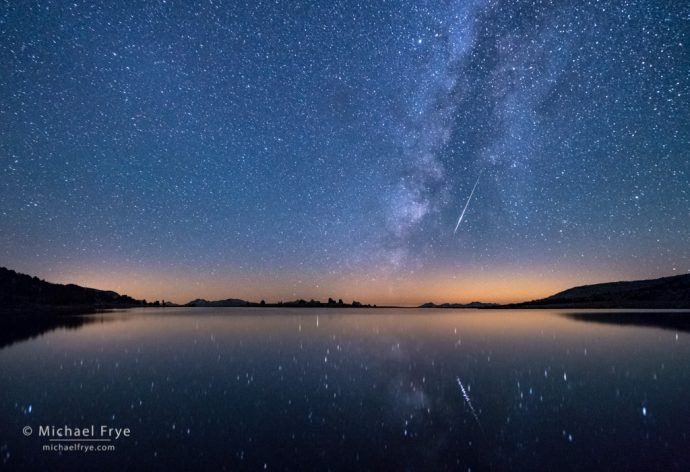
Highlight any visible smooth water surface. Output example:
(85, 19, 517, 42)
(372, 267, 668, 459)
(1, 308, 689, 471)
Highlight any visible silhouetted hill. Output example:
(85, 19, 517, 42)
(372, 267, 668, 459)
(513, 273, 690, 308)
(186, 298, 249, 307)
(0, 267, 148, 315)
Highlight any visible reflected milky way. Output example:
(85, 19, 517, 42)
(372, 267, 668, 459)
(1, 308, 689, 470)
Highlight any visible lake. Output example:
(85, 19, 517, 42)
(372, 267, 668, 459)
(1, 308, 688, 471)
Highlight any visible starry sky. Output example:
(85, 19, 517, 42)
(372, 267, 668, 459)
(1, 0, 688, 305)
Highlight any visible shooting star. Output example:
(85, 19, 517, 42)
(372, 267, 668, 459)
(457, 377, 482, 429)
(453, 170, 482, 235)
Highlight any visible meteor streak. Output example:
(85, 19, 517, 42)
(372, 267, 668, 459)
(453, 170, 482, 235)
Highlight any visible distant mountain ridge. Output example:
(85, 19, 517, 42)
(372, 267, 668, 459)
(184, 298, 373, 308)
(3, 266, 689, 314)
(186, 298, 249, 307)
(513, 273, 690, 308)
(420, 301, 500, 309)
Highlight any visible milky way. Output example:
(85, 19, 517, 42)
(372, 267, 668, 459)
(1, 0, 688, 303)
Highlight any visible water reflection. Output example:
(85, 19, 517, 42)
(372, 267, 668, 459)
(0, 308, 688, 471)
(563, 310, 690, 333)
(0, 312, 122, 350)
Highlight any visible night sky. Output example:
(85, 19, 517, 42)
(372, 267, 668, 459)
(1, 0, 688, 305)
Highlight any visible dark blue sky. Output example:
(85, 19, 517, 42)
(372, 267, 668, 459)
(1, 0, 688, 304)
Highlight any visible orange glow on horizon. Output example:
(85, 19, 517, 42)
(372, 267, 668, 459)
(44, 264, 634, 306)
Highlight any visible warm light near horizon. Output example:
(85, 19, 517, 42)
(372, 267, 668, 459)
(44, 264, 635, 306)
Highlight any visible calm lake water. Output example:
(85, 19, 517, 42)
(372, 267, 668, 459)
(1, 308, 689, 471)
